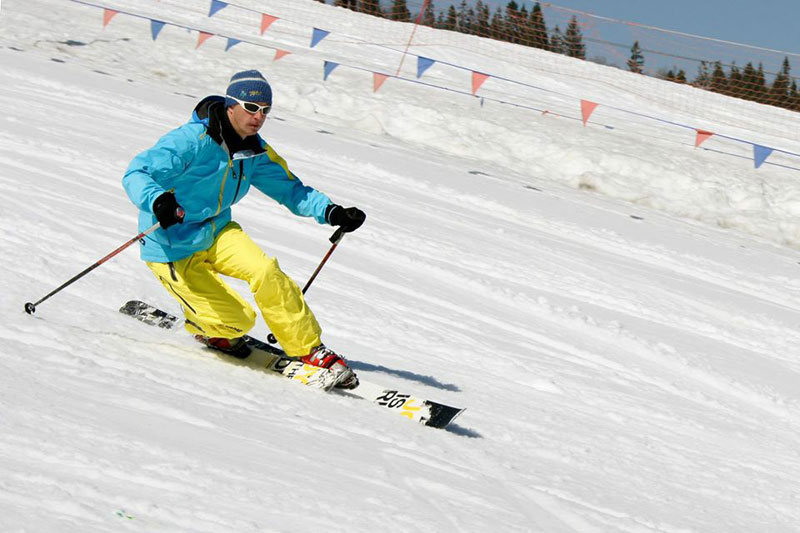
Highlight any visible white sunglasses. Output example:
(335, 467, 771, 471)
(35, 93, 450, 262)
(227, 95, 271, 116)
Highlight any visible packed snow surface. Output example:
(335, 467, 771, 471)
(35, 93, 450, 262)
(2, 0, 800, 531)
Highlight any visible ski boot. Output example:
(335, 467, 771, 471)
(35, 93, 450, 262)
(195, 335, 252, 359)
(300, 344, 359, 389)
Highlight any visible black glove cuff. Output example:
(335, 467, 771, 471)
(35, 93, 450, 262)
(325, 204, 342, 225)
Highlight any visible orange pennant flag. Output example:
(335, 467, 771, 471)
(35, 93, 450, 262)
(196, 32, 214, 49)
(373, 73, 388, 93)
(261, 14, 278, 35)
(103, 9, 118, 27)
(274, 49, 291, 61)
(471, 71, 489, 95)
(695, 129, 713, 147)
(581, 100, 598, 126)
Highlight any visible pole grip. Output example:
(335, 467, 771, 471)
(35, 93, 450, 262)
(329, 227, 345, 244)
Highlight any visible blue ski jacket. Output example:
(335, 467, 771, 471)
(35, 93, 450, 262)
(123, 96, 332, 263)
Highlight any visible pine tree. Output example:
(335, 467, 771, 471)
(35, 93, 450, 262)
(549, 24, 564, 54)
(789, 80, 800, 111)
(529, 2, 548, 50)
(768, 56, 791, 108)
(505, 1, 521, 44)
(694, 61, 712, 88)
(627, 41, 644, 74)
(489, 6, 504, 40)
(360, 0, 382, 17)
(389, 0, 411, 22)
(474, 1, 491, 38)
(676, 69, 687, 84)
(456, 0, 473, 33)
(443, 5, 457, 31)
(710, 61, 728, 94)
(741, 61, 757, 99)
(728, 62, 742, 97)
(754, 63, 768, 103)
(421, 0, 436, 27)
(518, 5, 531, 44)
(564, 16, 585, 59)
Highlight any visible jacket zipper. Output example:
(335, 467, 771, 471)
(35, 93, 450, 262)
(232, 160, 244, 204)
(215, 161, 232, 216)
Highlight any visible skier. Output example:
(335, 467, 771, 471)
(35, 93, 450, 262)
(122, 70, 365, 388)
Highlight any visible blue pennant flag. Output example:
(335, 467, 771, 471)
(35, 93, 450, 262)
(225, 38, 241, 51)
(417, 56, 435, 78)
(150, 20, 165, 41)
(310, 28, 330, 48)
(753, 144, 774, 169)
(209, 0, 228, 17)
(323, 61, 339, 81)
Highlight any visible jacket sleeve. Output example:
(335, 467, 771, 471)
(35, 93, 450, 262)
(122, 126, 198, 213)
(250, 144, 332, 224)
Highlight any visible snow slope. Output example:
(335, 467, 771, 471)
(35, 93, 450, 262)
(2, 0, 800, 531)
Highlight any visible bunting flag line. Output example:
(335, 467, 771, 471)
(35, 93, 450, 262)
(581, 100, 598, 126)
(695, 129, 714, 148)
(225, 38, 241, 51)
(102, 8, 118, 27)
(68, 0, 800, 173)
(208, 0, 227, 17)
(323, 61, 339, 81)
(310, 28, 330, 49)
(261, 14, 278, 35)
(417, 56, 435, 78)
(151, 20, 166, 41)
(373, 73, 388, 92)
(196, 31, 214, 49)
(471, 71, 489, 95)
(753, 144, 774, 169)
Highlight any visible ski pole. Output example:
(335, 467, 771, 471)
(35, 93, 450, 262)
(302, 227, 345, 294)
(24, 220, 169, 315)
(267, 227, 345, 344)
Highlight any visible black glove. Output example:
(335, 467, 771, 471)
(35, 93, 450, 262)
(326, 204, 366, 233)
(152, 192, 185, 229)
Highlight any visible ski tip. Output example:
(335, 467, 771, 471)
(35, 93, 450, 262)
(425, 403, 465, 429)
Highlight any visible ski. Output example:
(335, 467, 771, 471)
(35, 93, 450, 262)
(120, 301, 339, 391)
(120, 300, 465, 429)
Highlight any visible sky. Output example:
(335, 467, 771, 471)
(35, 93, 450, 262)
(441, 0, 800, 77)
(482, 0, 799, 54)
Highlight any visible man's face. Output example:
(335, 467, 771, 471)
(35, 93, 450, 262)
(227, 101, 269, 138)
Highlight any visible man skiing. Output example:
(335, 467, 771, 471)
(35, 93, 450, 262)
(122, 69, 365, 389)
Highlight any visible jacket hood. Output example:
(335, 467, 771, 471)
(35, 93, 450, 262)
(191, 95, 224, 124)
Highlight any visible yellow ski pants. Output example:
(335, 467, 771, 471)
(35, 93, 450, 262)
(147, 222, 322, 356)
